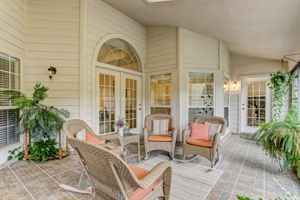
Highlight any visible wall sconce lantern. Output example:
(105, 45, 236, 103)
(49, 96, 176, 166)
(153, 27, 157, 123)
(224, 82, 228, 90)
(232, 81, 237, 90)
(48, 66, 56, 80)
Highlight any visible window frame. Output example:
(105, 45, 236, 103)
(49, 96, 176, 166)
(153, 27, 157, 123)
(150, 73, 172, 115)
(187, 71, 215, 123)
(97, 38, 142, 73)
(224, 74, 230, 128)
(0, 52, 21, 149)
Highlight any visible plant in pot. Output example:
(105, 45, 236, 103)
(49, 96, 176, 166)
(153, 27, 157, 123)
(5, 83, 70, 162)
(255, 70, 300, 177)
(114, 117, 128, 137)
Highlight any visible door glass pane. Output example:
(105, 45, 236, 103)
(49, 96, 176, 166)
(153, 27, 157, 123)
(188, 72, 214, 122)
(125, 78, 137, 129)
(150, 73, 171, 114)
(99, 73, 116, 134)
(247, 80, 266, 127)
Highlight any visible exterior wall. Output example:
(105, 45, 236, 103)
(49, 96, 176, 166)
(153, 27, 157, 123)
(26, 0, 80, 119)
(180, 28, 219, 70)
(144, 26, 179, 133)
(85, 0, 146, 128)
(145, 27, 177, 72)
(0, 0, 26, 164)
(229, 54, 282, 133)
(178, 28, 230, 137)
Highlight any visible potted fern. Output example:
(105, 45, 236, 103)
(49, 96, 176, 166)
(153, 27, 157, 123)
(255, 71, 300, 177)
(5, 83, 70, 162)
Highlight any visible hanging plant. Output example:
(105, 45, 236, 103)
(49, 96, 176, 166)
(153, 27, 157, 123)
(268, 71, 297, 121)
(256, 103, 300, 176)
(255, 70, 299, 177)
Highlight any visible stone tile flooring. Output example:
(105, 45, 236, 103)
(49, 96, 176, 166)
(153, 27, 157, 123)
(0, 134, 299, 200)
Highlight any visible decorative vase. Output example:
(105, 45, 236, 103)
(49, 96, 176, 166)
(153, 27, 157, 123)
(118, 127, 124, 137)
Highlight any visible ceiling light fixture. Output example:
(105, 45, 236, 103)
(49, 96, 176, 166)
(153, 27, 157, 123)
(144, 0, 174, 3)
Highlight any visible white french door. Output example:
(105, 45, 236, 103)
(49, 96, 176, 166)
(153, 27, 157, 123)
(240, 77, 271, 134)
(96, 68, 142, 134)
(121, 73, 142, 133)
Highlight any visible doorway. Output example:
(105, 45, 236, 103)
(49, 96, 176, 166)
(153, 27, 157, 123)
(97, 68, 142, 134)
(240, 76, 271, 134)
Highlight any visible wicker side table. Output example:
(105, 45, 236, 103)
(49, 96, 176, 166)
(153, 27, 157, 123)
(120, 133, 141, 162)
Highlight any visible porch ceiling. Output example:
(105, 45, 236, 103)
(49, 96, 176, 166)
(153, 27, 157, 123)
(104, 0, 300, 60)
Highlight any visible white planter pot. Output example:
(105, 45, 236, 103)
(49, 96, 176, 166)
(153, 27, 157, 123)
(118, 128, 124, 137)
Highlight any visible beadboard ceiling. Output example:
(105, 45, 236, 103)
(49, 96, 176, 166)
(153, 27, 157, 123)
(104, 0, 300, 60)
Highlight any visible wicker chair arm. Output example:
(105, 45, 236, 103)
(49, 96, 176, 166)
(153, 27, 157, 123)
(143, 128, 149, 141)
(212, 132, 221, 152)
(138, 161, 172, 189)
(171, 128, 177, 140)
(182, 129, 190, 144)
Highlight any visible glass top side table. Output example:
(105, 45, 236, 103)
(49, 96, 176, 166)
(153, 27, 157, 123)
(120, 133, 141, 162)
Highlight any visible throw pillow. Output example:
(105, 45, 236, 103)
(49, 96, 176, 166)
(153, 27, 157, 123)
(205, 122, 222, 140)
(152, 119, 169, 135)
(86, 133, 105, 145)
(76, 129, 86, 140)
(190, 123, 209, 141)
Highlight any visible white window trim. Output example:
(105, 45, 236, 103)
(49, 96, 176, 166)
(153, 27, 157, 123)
(149, 73, 172, 113)
(187, 71, 216, 122)
(0, 51, 23, 152)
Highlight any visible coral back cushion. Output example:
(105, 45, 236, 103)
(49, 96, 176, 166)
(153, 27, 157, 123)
(86, 133, 105, 145)
(190, 123, 209, 141)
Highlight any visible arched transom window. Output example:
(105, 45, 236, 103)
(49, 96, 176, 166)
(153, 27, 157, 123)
(97, 39, 141, 72)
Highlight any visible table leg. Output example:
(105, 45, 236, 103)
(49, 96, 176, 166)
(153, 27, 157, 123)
(137, 139, 140, 163)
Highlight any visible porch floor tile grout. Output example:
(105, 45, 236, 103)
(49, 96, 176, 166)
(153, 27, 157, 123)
(8, 165, 36, 200)
(229, 139, 251, 200)
(33, 161, 80, 200)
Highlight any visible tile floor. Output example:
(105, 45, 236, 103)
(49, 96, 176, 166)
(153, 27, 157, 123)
(0, 134, 299, 200)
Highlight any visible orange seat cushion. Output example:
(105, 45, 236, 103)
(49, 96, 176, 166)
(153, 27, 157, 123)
(128, 164, 154, 200)
(86, 133, 105, 145)
(114, 146, 123, 150)
(186, 139, 213, 148)
(148, 135, 172, 142)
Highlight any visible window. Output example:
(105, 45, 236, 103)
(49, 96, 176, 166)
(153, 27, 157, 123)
(150, 73, 171, 115)
(0, 53, 20, 148)
(292, 65, 300, 119)
(97, 39, 141, 72)
(188, 72, 214, 122)
(247, 80, 266, 126)
(224, 76, 229, 127)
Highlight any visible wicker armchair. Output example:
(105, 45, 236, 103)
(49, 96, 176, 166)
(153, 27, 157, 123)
(63, 119, 125, 189)
(182, 115, 227, 168)
(143, 114, 177, 160)
(68, 137, 172, 200)
(63, 119, 123, 149)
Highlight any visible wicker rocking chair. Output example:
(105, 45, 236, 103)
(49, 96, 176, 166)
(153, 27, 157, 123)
(62, 119, 125, 190)
(68, 137, 172, 200)
(182, 115, 227, 168)
(143, 114, 177, 160)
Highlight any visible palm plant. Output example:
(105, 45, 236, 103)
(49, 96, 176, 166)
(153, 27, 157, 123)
(4, 83, 70, 140)
(5, 83, 70, 162)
